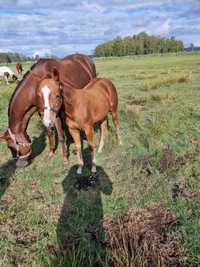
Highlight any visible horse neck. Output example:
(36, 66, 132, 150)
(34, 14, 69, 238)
(9, 76, 38, 134)
(63, 85, 78, 112)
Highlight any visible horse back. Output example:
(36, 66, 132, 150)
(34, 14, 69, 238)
(63, 54, 96, 80)
(77, 78, 118, 124)
(85, 78, 118, 109)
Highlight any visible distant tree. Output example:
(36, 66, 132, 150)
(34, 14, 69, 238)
(94, 32, 184, 57)
(0, 52, 30, 63)
(35, 54, 40, 61)
(6, 55, 11, 64)
(190, 43, 194, 52)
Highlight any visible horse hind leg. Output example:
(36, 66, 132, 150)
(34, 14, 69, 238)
(4, 73, 9, 85)
(111, 111, 122, 145)
(98, 118, 107, 153)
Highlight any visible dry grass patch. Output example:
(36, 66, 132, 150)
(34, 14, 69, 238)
(149, 92, 176, 102)
(143, 73, 191, 91)
(103, 205, 186, 267)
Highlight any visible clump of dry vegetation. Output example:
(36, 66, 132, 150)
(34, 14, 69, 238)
(143, 73, 191, 91)
(149, 92, 176, 102)
(158, 146, 195, 174)
(103, 205, 186, 267)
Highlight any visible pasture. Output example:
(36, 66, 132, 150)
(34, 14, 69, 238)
(0, 53, 200, 266)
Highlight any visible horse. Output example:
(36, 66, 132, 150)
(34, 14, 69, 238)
(16, 63, 23, 75)
(38, 68, 121, 174)
(0, 54, 96, 167)
(0, 66, 18, 84)
(36, 70, 68, 165)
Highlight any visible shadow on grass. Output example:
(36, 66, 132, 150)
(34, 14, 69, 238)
(29, 130, 47, 162)
(0, 130, 47, 200)
(0, 160, 16, 200)
(53, 151, 113, 266)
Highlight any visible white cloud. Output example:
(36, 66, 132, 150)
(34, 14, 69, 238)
(81, 1, 106, 13)
(32, 48, 52, 58)
(157, 19, 171, 35)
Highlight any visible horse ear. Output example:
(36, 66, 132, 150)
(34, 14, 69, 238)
(52, 67, 60, 82)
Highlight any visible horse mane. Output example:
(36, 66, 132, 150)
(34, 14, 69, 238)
(8, 60, 41, 116)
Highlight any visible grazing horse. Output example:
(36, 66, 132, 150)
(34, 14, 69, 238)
(39, 68, 121, 174)
(0, 66, 18, 84)
(16, 63, 23, 75)
(0, 54, 96, 167)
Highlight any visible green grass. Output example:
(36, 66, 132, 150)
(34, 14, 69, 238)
(1, 54, 200, 266)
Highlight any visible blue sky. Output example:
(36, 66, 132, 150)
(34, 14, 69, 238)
(0, 0, 199, 57)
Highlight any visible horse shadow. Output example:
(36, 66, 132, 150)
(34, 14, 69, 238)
(54, 153, 113, 266)
(29, 130, 47, 162)
(0, 130, 47, 200)
(0, 160, 17, 200)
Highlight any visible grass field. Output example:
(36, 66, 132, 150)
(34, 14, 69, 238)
(0, 53, 200, 266)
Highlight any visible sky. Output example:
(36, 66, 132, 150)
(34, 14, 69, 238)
(0, 0, 199, 57)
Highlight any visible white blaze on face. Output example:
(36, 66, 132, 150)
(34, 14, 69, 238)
(41, 85, 51, 128)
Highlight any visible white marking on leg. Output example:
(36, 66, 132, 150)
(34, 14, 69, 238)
(77, 165, 83, 174)
(91, 165, 97, 173)
(91, 153, 97, 173)
(117, 127, 122, 145)
(98, 135, 104, 153)
(41, 85, 51, 128)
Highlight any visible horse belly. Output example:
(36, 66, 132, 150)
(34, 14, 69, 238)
(91, 99, 110, 123)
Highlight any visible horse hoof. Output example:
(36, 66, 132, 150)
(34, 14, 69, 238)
(97, 148, 102, 153)
(63, 158, 68, 167)
(77, 166, 83, 174)
(91, 166, 97, 173)
(47, 152, 55, 160)
(16, 159, 28, 168)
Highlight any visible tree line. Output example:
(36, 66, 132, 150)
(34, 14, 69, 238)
(0, 52, 32, 64)
(94, 32, 184, 57)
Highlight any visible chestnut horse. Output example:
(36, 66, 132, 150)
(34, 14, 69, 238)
(38, 69, 121, 174)
(36, 70, 68, 164)
(0, 54, 96, 167)
(16, 63, 23, 75)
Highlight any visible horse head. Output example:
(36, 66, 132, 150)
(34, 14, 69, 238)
(0, 129, 31, 167)
(36, 68, 63, 128)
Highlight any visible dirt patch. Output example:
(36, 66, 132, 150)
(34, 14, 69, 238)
(128, 99, 146, 106)
(132, 147, 196, 176)
(172, 180, 200, 201)
(132, 155, 152, 176)
(158, 147, 195, 173)
(103, 205, 186, 267)
(125, 98, 146, 115)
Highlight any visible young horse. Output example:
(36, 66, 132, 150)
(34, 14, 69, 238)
(0, 66, 18, 84)
(0, 54, 96, 167)
(40, 70, 121, 174)
(16, 63, 23, 75)
(36, 71, 68, 165)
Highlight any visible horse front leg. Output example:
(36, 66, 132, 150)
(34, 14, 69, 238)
(68, 126, 83, 174)
(85, 125, 96, 173)
(55, 117, 68, 166)
(46, 127, 56, 159)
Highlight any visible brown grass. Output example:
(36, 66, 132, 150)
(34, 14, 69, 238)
(103, 205, 186, 267)
(143, 73, 191, 91)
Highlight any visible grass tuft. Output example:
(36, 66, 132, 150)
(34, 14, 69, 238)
(143, 73, 191, 91)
